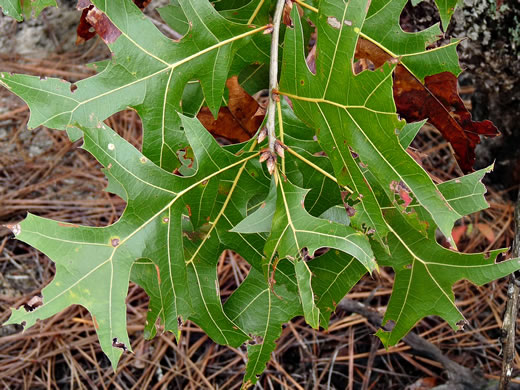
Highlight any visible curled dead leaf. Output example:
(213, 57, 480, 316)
(198, 76, 266, 143)
(354, 38, 499, 173)
(393, 67, 499, 173)
(76, 0, 150, 45)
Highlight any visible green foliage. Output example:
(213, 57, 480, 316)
(0, 0, 56, 21)
(1, 0, 517, 386)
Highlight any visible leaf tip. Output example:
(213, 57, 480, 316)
(375, 328, 391, 349)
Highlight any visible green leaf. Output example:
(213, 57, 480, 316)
(310, 250, 366, 328)
(279, 1, 461, 241)
(319, 206, 350, 226)
(411, 0, 460, 30)
(0, 0, 56, 20)
(1, 0, 516, 385)
(0, 0, 266, 172)
(363, 0, 461, 80)
(382, 165, 494, 240)
(157, 1, 190, 36)
(284, 150, 343, 217)
(294, 258, 320, 329)
(22, 0, 56, 19)
(5, 117, 267, 368)
(217, 0, 272, 25)
(231, 179, 277, 234)
(374, 208, 520, 347)
(265, 175, 375, 272)
(262, 173, 374, 329)
(398, 120, 426, 149)
(224, 260, 300, 385)
(0, 0, 22, 21)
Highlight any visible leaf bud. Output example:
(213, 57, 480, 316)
(275, 141, 285, 158)
(258, 127, 267, 143)
(259, 150, 271, 163)
(267, 156, 277, 175)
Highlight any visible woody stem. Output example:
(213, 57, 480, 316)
(267, 0, 285, 155)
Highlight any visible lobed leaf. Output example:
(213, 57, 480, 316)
(0, 0, 266, 171)
(5, 117, 267, 368)
(374, 208, 520, 347)
(2, 0, 518, 386)
(279, 1, 460, 241)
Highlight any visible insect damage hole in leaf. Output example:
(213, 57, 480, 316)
(1, 0, 519, 387)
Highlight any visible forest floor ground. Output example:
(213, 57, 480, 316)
(0, 1, 519, 389)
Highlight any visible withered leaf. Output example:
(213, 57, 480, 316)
(393, 67, 498, 173)
(197, 76, 265, 143)
(76, 0, 151, 45)
(355, 38, 499, 173)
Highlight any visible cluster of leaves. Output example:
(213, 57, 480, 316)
(1, 0, 518, 386)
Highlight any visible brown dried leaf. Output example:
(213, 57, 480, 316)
(393, 67, 498, 173)
(354, 38, 499, 173)
(76, 0, 150, 45)
(451, 224, 467, 245)
(197, 76, 265, 143)
(282, 1, 303, 27)
(283, 0, 294, 27)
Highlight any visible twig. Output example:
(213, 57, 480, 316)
(266, 0, 285, 155)
(499, 187, 520, 390)
(337, 298, 490, 389)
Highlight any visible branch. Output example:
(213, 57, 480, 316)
(337, 298, 491, 389)
(499, 188, 520, 390)
(266, 0, 285, 155)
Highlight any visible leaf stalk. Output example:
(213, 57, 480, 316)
(293, 0, 318, 13)
(285, 146, 354, 194)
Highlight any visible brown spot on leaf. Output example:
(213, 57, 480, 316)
(327, 16, 342, 29)
(111, 238, 120, 247)
(112, 337, 127, 351)
(23, 295, 43, 312)
(344, 204, 356, 217)
(155, 264, 161, 285)
(390, 180, 413, 207)
(58, 222, 79, 228)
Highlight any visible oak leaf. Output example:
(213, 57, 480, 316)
(355, 38, 499, 173)
(197, 76, 265, 143)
